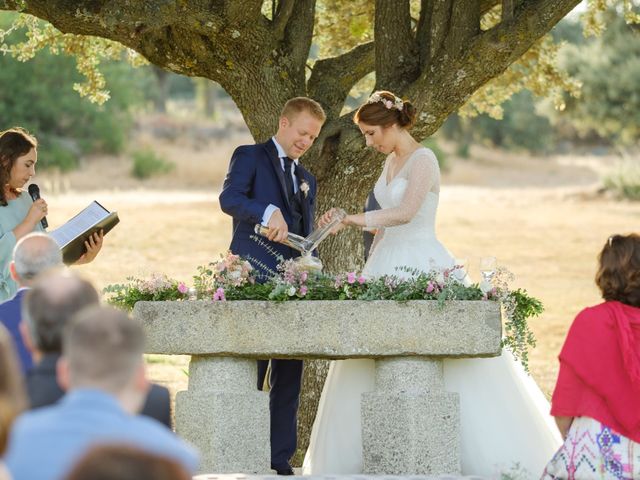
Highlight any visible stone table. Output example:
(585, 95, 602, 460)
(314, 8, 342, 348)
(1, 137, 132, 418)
(133, 300, 501, 475)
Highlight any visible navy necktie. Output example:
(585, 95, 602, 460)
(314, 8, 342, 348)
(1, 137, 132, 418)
(283, 157, 295, 200)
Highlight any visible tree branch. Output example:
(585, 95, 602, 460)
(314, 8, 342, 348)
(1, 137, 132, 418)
(429, 0, 453, 59)
(445, 0, 480, 56)
(281, 0, 316, 92)
(272, 0, 295, 40)
(407, 0, 581, 138)
(416, 0, 435, 69)
(307, 42, 375, 119)
(502, 0, 516, 22)
(374, 0, 418, 92)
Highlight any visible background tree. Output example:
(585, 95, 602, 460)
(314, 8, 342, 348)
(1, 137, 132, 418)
(1, 0, 638, 464)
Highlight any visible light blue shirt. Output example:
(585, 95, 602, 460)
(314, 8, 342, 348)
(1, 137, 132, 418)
(262, 137, 300, 226)
(4, 389, 199, 480)
(0, 192, 45, 302)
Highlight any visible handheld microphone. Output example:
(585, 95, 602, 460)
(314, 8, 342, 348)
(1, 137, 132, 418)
(27, 184, 48, 229)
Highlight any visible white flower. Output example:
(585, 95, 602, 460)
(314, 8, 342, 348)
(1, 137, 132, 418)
(299, 180, 310, 198)
(435, 271, 445, 284)
(287, 286, 297, 296)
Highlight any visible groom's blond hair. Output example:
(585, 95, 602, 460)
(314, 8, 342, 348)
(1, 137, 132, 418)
(281, 97, 326, 123)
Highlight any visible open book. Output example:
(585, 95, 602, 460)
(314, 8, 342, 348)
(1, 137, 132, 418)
(49, 201, 119, 265)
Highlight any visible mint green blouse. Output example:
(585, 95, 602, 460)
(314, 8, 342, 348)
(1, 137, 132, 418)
(0, 192, 45, 301)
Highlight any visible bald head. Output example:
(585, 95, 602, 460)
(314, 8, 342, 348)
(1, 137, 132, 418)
(23, 272, 100, 354)
(12, 233, 63, 286)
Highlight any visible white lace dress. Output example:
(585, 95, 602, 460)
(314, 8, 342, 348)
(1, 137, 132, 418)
(302, 147, 561, 478)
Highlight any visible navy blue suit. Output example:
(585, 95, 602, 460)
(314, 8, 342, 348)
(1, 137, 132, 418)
(0, 289, 32, 374)
(219, 138, 316, 470)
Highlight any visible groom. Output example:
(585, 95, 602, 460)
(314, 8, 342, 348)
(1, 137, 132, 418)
(219, 97, 325, 475)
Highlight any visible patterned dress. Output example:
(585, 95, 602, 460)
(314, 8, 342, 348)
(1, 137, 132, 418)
(542, 417, 640, 480)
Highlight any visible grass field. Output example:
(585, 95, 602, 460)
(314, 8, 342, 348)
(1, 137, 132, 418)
(37, 135, 637, 408)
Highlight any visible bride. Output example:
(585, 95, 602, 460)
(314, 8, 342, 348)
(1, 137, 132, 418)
(303, 91, 561, 478)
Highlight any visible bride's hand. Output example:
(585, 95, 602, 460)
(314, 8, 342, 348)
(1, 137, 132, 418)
(318, 208, 347, 235)
(318, 208, 337, 228)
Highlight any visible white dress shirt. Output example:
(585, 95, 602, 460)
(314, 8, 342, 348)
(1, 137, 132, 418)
(262, 137, 299, 226)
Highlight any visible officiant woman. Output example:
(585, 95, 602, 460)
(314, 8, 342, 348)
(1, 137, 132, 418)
(0, 127, 103, 301)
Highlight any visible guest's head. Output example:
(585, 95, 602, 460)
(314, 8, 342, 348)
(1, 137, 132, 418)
(0, 324, 27, 454)
(65, 444, 191, 480)
(596, 233, 640, 307)
(0, 127, 38, 206)
(22, 271, 99, 356)
(354, 91, 417, 154)
(275, 97, 325, 160)
(10, 233, 63, 288)
(58, 305, 149, 413)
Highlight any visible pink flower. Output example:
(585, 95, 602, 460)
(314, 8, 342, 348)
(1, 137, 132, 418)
(299, 286, 308, 296)
(347, 272, 356, 284)
(300, 271, 308, 283)
(177, 282, 188, 294)
(213, 287, 226, 302)
(426, 281, 435, 293)
(358, 275, 366, 285)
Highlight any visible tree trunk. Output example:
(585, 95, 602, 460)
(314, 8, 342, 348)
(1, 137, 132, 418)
(292, 142, 383, 464)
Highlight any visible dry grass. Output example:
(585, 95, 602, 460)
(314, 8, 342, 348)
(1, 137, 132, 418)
(35, 139, 637, 405)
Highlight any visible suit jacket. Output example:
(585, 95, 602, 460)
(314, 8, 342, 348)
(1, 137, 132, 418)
(219, 139, 317, 277)
(26, 354, 172, 428)
(0, 289, 32, 374)
(363, 191, 381, 261)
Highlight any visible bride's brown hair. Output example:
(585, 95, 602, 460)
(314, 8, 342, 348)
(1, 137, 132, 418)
(354, 91, 416, 129)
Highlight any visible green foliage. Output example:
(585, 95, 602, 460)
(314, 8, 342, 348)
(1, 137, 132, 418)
(501, 289, 544, 371)
(0, 12, 156, 165)
(131, 148, 174, 179)
(548, 13, 640, 146)
(446, 91, 555, 153)
(603, 160, 640, 200)
(103, 274, 188, 311)
(107, 256, 545, 371)
(41, 139, 77, 172)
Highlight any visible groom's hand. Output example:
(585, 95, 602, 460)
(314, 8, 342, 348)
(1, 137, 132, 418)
(267, 209, 289, 243)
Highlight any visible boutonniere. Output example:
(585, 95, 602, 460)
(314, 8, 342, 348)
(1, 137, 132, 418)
(299, 180, 310, 198)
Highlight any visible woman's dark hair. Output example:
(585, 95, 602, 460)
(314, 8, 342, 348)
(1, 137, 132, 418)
(0, 127, 38, 206)
(596, 233, 640, 307)
(64, 445, 191, 480)
(354, 90, 416, 129)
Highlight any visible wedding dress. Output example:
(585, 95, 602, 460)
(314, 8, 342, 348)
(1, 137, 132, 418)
(302, 147, 561, 478)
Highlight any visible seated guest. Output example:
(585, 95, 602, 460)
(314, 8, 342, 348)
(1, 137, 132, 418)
(0, 324, 28, 480)
(22, 272, 171, 427)
(4, 304, 199, 480)
(65, 445, 191, 480)
(0, 232, 63, 374)
(542, 233, 640, 478)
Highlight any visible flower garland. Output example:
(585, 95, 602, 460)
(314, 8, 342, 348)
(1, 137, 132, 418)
(367, 91, 404, 111)
(105, 252, 543, 371)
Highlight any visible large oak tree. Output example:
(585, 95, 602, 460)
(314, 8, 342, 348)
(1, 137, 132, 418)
(3, 0, 630, 464)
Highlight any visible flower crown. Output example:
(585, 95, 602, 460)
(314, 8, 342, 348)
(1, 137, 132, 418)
(366, 91, 404, 111)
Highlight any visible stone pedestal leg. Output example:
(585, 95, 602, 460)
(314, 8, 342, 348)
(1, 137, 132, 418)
(175, 356, 270, 474)
(361, 357, 460, 475)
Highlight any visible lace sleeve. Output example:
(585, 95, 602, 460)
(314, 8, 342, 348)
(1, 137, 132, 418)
(364, 149, 439, 228)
